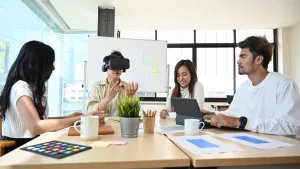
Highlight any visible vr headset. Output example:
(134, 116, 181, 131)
(102, 57, 130, 72)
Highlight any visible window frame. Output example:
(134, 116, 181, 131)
(118, 29, 278, 102)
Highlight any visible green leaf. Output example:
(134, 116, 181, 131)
(117, 96, 141, 118)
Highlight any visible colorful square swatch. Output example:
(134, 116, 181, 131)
(20, 140, 92, 159)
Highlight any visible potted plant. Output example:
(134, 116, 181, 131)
(117, 96, 141, 138)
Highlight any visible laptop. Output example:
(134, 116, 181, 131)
(171, 97, 213, 129)
(227, 95, 234, 104)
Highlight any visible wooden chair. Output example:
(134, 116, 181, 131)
(0, 118, 16, 156)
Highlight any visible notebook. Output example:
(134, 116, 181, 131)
(68, 125, 115, 136)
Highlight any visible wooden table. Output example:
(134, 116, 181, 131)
(162, 118, 300, 168)
(0, 122, 190, 169)
(2, 118, 300, 169)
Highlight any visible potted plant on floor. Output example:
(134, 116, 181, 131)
(117, 96, 141, 138)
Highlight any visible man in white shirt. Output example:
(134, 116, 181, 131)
(204, 36, 300, 135)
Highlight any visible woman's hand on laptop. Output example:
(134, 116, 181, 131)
(160, 109, 169, 119)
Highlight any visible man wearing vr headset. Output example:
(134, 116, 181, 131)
(87, 51, 138, 117)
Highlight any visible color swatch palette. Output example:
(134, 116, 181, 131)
(20, 140, 92, 159)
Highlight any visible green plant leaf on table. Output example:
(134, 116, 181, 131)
(117, 96, 141, 118)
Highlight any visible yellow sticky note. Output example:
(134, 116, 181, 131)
(152, 67, 158, 73)
(90, 141, 112, 148)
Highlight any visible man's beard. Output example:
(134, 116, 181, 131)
(238, 70, 245, 75)
(238, 67, 245, 75)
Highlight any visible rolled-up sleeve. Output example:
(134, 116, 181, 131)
(86, 83, 101, 113)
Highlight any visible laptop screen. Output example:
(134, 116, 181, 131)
(171, 97, 203, 125)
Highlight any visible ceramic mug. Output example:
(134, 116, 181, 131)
(184, 119, 205, 135)
(74, 116, 99, 140)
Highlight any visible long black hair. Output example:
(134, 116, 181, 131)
(171, 59, 198, 98)
(0, 41, 55, 120)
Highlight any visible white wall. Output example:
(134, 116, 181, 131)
(278, 24, 300, 87)
(278, 27, 291, 76)
(290, 23, 300, 87)
(49, 0, 300, 31)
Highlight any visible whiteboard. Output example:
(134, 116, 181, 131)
(87, 36, 168, 93)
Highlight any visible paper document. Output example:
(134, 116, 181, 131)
(217, 133, 296, 149)
(138, 124, 184, 134)
(168, 135, 243, 155)
(155, 125, 185, 134)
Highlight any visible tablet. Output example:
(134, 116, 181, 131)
(171, 97, 205, 127)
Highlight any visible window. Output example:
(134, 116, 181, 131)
(0, 1, 98, 116)
(236, 29, 274, 43)
(62, 33, 96, 115)
(157, 30, 193, 43)
(196, 30, 234, 43)
(197, 48, 234, 98)
(156, 48, 193, 98)
(120, 29, 277, 101)
(0, 0, 65, 116)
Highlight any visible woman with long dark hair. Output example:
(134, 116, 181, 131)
(0, 41, 104, 153)
(160, 59, 204, 118)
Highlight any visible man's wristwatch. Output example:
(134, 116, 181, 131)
(239, 116, 248, 129)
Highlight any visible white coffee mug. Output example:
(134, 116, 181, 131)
(184, 119, 205, 135)
(74, 116, 99, 140)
